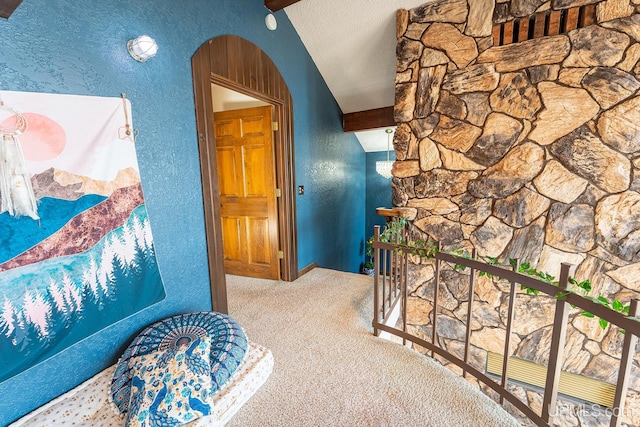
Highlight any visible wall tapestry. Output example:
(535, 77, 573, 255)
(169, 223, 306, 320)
(0, 91, 166, 383)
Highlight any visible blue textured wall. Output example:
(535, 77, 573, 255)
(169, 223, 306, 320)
(0, 0, 364, 423)
(365, 151, 394, 264)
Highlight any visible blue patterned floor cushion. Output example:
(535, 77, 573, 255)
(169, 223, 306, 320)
(125, 337, 213, 427)
(111, 312, 248, 413)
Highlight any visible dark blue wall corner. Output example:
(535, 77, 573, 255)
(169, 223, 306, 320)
(294, 92, 366, 273)
(0, 0, 365, 423)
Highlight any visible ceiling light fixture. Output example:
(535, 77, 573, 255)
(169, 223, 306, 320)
(376, 128, 394, 179)
(127, 35, 158, 62)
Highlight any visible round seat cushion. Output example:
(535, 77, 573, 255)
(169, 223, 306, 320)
(110, 311, 248, 413)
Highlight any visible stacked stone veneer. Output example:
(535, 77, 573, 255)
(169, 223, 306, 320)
(393, 0, 640, 425)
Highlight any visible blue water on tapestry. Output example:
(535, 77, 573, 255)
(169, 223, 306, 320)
(0, 197, 166, 383)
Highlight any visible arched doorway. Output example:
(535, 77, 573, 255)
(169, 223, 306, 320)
(192, 35, 298, 313)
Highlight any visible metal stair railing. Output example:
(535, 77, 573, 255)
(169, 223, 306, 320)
(371, 224, 640, 427)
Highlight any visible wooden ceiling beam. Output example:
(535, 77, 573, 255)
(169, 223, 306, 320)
(343, 106, 395, 132)
(264, 0, 303, 12)
(0, 0, 22, 19)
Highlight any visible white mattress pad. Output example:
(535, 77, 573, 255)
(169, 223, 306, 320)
(9, 341, 273, 427)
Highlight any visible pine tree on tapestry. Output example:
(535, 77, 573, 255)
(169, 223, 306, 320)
(79, 281, 103, 322)
(67, 274, 82, 311)
(22, 289, 51, 339)
(42, 289, 63, 345)
(141, 218, 157, 271)
(16, 312, 40, 354)
(108, 256, 128, 310)
(82, 257, 104, 305)
(0, 299, 18, 351)
(46, 278, 80, 340)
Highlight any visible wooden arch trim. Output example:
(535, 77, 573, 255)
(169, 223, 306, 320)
(192, 35, 298, 313)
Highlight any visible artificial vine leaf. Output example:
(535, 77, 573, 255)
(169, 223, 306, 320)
(585, 295, 609, 306)
(578, 280, 592, 292)
(537, 271, 555, 283)
(521, 285, 539, 296)
(613, 299, 624, 312)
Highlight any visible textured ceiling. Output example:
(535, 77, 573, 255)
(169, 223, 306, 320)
(284, 1, 430, 151)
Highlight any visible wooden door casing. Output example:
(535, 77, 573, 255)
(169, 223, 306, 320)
(192, 34, 298, 313)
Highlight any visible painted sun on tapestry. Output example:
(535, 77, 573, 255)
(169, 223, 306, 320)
(0, 91, 166, 383)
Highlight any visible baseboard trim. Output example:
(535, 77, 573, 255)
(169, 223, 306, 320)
(298, 262, 318, 277)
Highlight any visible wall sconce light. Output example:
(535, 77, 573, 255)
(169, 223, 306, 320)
(127, 35, 158, 62)
(265, 13, 277, 31)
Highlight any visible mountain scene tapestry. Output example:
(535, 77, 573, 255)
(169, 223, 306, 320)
(0, 91, 166, 383)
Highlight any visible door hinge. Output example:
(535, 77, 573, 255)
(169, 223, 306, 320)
(272, 121, 279, 131)
(275, 188, 281, 197)
(278, 250, 284, 259)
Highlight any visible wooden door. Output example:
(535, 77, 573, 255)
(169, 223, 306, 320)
(214, 106, 280, 280)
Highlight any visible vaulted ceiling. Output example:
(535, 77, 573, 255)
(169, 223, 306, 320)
(266, 0, 431, 151)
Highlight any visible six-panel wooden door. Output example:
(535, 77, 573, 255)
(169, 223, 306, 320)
(214, 106, 280, 280)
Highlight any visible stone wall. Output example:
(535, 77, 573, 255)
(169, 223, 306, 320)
(394, 0, 640, 425)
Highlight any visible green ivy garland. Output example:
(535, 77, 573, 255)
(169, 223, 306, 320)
(370, 217, 634, 331)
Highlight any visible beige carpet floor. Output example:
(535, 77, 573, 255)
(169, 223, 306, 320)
(225, 267, 521, 427)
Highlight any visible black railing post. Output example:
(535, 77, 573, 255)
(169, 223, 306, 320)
(501, 258, 519, 404)
(382, 242, 387, 320)
(541, 262, 571, 424)
(610, 298, 640, 427)
(373, 225, 381, 337)
(432, 241, 441, 357)
(402, 247, 408, 346)
(463, 248, 477, 378)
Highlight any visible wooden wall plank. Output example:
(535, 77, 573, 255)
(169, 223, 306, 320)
(248, 48, 258, 93)
(208, 38, 228, 79)
(517, 17, 530, 43)
(533, 11, 547, 39)
(226, 36, 241, 87)
(503, 21, 514, 45)
(581, 4, 597, 26)
(565, 7, 580, 31)
(492, 24, 502, 47)
(547, 10, 562, 36)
